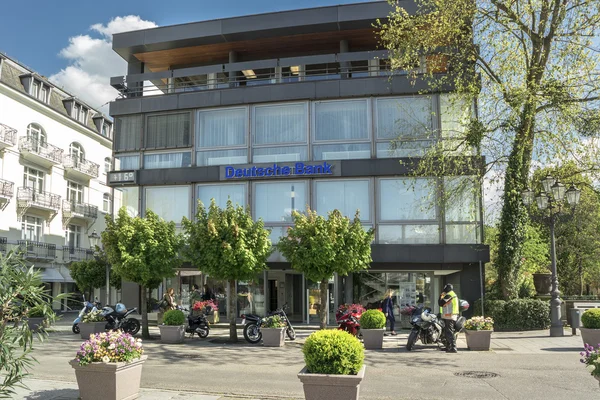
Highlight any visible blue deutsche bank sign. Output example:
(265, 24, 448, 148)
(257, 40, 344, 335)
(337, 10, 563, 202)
(223, 162, 334, 180)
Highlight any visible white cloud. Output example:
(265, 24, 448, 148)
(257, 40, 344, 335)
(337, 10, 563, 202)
(49, 16, 157, 114)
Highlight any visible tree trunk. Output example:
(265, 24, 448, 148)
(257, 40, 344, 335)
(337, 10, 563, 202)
(228, 279, 238, 342)
(140, 285, 150, 339)
(579, 258, 583, 296)
(319, 279, 328, 330)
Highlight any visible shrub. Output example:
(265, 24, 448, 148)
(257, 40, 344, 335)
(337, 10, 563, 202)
(303, 330, 364, 375)
(76, 331, 143, 366)
(582, 309, 600, 329)
(472, 299, 550, 331)
(163, 309, 185, 326)
(262, 315, 286, 328)
(360, 309, 386, 329)
(82, 310, 105, 323)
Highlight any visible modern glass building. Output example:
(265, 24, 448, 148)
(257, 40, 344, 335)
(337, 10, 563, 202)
(108, 1, 489, 323)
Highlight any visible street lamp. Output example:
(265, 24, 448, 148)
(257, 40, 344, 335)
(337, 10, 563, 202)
(88, 230, 109, 306)
(521, 179, 581, 337)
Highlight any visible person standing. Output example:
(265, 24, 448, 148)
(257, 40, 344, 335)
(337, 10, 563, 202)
(162, 288, 177, 311)
(202, 284, 215, 301)
(382, 289, 397, 335)
(190, 284, 202, 304)
(438, 283, 459, 353)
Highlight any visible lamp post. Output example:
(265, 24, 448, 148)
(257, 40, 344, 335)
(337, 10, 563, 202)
(88, 230, 109, 306)
(521, 176, 581, 337)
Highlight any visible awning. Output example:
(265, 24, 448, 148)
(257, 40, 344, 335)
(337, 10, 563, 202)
(59, 267, 74, 283)
(179, 270, 202, 277)
(39, 268, 64, 282)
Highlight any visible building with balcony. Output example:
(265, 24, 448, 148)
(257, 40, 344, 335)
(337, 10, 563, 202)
(108, 1, 489, 322)
(0, 53, 114, 309)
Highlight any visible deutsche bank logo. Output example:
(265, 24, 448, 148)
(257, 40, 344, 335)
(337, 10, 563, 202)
(224, 162, 334, 179)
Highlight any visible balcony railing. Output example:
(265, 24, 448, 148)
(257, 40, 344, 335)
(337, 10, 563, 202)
(0, 237, 6, 253)
(62, 247, 94, 262)
(0, 123, 17, 146)
(63, 155, 100, 179)
(17, 240, 56, 259)
(0, 179, 14, 198)
(17, 187, 61, 210)
(19, 137, 63, 164)
(62, 200, 98, 219)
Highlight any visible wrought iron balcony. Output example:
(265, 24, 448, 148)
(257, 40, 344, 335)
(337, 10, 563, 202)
(0, 179, 14, 199)
(62, 200, 98, 219)
(0, 123, 17, 148)
(0, 237, 6, 253)
(17, 187, 61, 211)
(19, 137, 63, 167)
(17, 240, 56, 260)
(62, 247, 94, 262)
(63, 155, 99, 180)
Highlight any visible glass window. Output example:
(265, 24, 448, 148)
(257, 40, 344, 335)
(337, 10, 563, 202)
(145, 113, 191, 148)
(197, 184, 246, 209)
(313, 143, 371, 161)
(197, 108, 247, 148)
(379, 178, 437, 221)
(103, 193, 111, 213)
(31, 82, 40, 98)
(144, 152, 192, 169)
(114, 115, 142, 151)
(440, 94, 472, 138)
(376, 141, 432, 158)
(444, 176, 480, 222)
(446, 223, 479, 244)
(254, 181, 307, 223)
(65, 224, 82, 248)
(376, 97, 432, 139)
(67, 181, 84, 203)
(314, 100, 369, 141)
(23, 167, 44, 192)
(314, 180, 370, 221)
(22, 215, 43, 241)
(114, 187, 139, 217)
(115, 154, 140, 170)
(145, 186, 190, 224)
(104, 158, 111, 173)
(69, 142, 85, 163)
(252, 146, 307, 163)
(196, 149, 247, 166)
(378, 225, 439, 244)
(102, 123, 111, 138)
(253, 103, 307, 145)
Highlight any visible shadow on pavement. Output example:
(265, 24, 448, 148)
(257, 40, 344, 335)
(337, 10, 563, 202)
(23, 388, 79, 400)
(540, 347, 583, 352)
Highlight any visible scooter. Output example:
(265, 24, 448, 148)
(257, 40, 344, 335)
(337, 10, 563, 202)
(72, 296, 101, 334)
(185, 306, 211, 338)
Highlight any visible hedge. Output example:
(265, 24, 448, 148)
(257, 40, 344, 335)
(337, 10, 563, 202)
(473, 299, 550, 331)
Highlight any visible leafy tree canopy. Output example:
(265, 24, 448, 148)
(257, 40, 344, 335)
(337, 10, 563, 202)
(69, 248, 121, 296)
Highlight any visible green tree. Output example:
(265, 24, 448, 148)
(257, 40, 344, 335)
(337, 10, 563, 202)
(102, 208, 183, 339)
(277, 208, 374, 329)
(182, 199, 273, 341)
(69, 248, 121, 300)
(379, 0, 600, 300)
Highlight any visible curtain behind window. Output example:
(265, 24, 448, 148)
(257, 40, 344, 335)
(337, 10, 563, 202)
(379, 178, 437, 221)
(315, 180, 370, 220)
(377, 97, 432, 139)
(145, 113, 190, 148)
(144, 152, 191, 169)
(145, 186, 190, 223)
(115, 116, 142, 151)
(314, 100, 368, 141)
(254, 104, 306, 144)
(197, 108, 247, 148)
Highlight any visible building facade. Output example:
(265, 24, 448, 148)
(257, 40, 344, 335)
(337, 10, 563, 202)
(108, 1, 489, 322)
(0, 53, 114, 310)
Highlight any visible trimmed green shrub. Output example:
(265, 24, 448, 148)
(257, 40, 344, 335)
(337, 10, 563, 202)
(163, 309, 185, 326)
(473, 299, 550, 331)
(360, 309, 386, 329)
(582, 309, 600, 329)
(303, 330, 364, 375)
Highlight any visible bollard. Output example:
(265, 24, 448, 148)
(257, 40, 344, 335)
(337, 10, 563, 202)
(571, 308, 582, 336)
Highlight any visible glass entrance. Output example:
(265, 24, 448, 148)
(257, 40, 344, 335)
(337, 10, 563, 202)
(306, 276, 335, 324)
(266, 270, 304, 322)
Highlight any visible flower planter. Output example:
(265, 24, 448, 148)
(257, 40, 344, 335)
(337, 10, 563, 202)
(79, 322, 106, 340)
(159, 325, 186, 344)
(262, 327, 285, 347)
(69, 355, 147, 400)
(298, 365, 365, 400)
(27, 317, 45, 332)
(533, 273, 552, 295)
(207, 311, 219, 324)
(580, 328, 600, 348)
(464, 330, 492, 351)
(361, 329, 384, 349)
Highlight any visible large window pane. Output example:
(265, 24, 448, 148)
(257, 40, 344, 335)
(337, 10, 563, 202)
(145, 186, 190, 223)
(254, 103, 307, 145)
(313, 143, 370, 161)
(145, 113, 190, 148)
(197, 108, 247, 148)
(114, 186, 139, 217)
(115, 154, 140, 170)
(446, 223, 479, 244)
(254, 181, 307, 223)
(376, 141, 432, 158)
(444, 176, 479, 221)
(197, 184, 246, 209)
(440, 94, 472, 138)
(376, 97, 432, 139)
(314, 100, 368, 141)
(315, 180, 370, 220)
(378, 225, 439, 244)
(144, 152, 191, 169)
(196, 149, 248, 166)
(379, 178, 437, 221)
(252, 146, 307, 163)
(114, 115, 142, 151)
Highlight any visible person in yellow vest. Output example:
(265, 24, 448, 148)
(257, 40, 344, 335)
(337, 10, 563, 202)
(438, 284, 459, 353)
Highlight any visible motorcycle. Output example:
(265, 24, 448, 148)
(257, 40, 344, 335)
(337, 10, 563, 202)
(242, 303, 296, 344)
(185, 306, 211, 338)
(72, 296, 101, 334)
(101, 303, 141, 335)
(336, 307, 363, 337)
(405, 307, 466, 351)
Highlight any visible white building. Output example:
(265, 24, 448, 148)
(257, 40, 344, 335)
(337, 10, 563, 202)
(0, 53, 114, 310)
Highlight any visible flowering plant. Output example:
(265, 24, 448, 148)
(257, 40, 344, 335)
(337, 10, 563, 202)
(400, 306, 416, 316)
(337, 304, 366, 315)
(262, 315, 287, 328)
(192, 299, 219, 312)
(464, 316, 494, 331)
(81, 310, 105, 323)
(580, 344, 600, 376)
(76, 330, 143, 366)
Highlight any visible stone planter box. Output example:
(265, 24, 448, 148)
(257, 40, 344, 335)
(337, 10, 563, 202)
(27, 317, 46, 332)
(533, 273, 552, 295)
(159, 325, 186, 344)
(580, 328, 600, 348)
(80, 322, 106, 340)
(262, 327, 285, 347)
(298, 365, 365, 400)
(70, 355, 147, 400)
(207, 311, 219, 324)
(361, 329, 384, 349)
(464, 330, 492, 351)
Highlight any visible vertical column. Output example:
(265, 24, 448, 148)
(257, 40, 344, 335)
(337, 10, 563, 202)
(52, 282, 61, 310)
(228, 51, 239, 88)
(127, 60, 144, 98)
(368, 59, 379, 77)
(340, 39, 350, 79)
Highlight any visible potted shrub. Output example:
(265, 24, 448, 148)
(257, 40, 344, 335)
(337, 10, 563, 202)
(79, 310, 106, 339)
(69, 331, 146, 400)
(260, 315, 286, 347)
(159, 309, 186, 344)
(192, 300, 219, 323)
(532, 266, 552, 295)
(27, 305, 46, 332)
(464, 316, 494, 351)
(298, 330, 365, 400)
(359, 309, 386, 349)
(580, 344, 600, 387)
(580, 309, 600, 348)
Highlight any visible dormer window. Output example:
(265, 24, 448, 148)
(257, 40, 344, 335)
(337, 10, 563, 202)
(30, 79, 50, 103)
(102, 123, 111, 138)
(73, 103, 88, 124)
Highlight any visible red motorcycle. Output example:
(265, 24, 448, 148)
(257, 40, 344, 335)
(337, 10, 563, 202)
(336, 304, 365, 336)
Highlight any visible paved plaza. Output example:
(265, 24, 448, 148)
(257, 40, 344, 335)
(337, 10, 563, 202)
(11, 317, 600, 400)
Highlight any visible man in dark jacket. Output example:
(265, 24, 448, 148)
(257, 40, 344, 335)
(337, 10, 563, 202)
(438, 284, 459, 353)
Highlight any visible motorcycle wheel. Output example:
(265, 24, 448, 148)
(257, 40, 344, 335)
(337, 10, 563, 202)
(286, 326, 296, 340)
(72, 324, 80, 334)
(125, 319, 141, 335)
(243, 323, 262, 344)
(406, 330, 418, 351)
(196, 326, 209, 338)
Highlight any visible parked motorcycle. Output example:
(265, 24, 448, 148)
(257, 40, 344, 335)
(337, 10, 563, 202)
(101, 303, 141, 335)
(336, 306, 363, 337)
(405, 307, 466, 351)
(72, 296, 101, 334)
(242, 304, 296, 344)
(185, 306, 211, 338)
